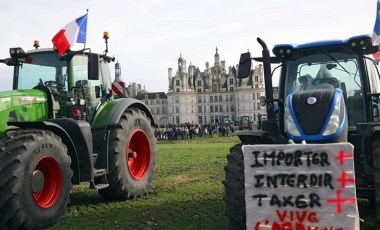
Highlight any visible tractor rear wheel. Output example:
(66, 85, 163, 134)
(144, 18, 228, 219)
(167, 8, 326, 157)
(0, 129, 72, 229)
(223, 144, 246, 230)
(98, 108, 157, 200)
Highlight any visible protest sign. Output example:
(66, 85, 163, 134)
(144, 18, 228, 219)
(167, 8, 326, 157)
(243, 143, 359, 230)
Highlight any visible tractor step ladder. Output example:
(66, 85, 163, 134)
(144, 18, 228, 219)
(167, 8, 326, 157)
(90, 168, 109, 189)
(90, 153, 109, 189)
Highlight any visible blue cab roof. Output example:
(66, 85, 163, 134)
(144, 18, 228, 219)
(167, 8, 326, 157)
(273, 34, 371, 50)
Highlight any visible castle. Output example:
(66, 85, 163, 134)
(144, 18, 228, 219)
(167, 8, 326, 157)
(164, 47, 266, 126)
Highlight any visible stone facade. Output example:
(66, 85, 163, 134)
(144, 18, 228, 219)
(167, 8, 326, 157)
(134, 48, 266, 126)
(167, 48, 266, 125)
(134, 92, 168, 126)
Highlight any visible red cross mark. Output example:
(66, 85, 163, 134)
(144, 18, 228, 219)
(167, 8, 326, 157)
(255, 219, 270, 230)
(337, 171, 355, 188)
(336, 149, 353, 165)
(326, 189, 356, 213)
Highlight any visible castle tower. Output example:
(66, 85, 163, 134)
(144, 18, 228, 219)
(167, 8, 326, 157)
(178, 53, 187, 74)
(168, 68, 173, 90)
(221, 60, 226, 74)
(214, 47, 220, 67)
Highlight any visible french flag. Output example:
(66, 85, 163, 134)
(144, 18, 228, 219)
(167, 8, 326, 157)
(373, 0, 380, 62)
(52, 14, 88, 56)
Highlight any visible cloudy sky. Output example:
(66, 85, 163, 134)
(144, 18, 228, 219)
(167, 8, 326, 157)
(0, 0, 377, 92)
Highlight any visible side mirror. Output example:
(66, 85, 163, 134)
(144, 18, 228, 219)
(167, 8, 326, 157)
(259, 96, 266, 106)
(237, 52, 252, 78)
(88, 53, 100, 80)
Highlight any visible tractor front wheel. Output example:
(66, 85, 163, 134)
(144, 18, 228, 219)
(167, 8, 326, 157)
(98, 108, 157, 200)
(0, 129, 72, 229)
(223, 144, 246, 230)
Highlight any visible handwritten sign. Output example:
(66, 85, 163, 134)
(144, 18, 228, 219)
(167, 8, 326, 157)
(242, 143, 359, 230)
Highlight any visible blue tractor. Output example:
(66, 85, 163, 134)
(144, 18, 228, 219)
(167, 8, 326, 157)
(224, 35, 380, 229)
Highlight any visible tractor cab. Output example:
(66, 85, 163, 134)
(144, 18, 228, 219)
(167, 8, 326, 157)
(275, 35, 380, 143)
(6, 47, 114, 122)
(237, 35, 380, 143)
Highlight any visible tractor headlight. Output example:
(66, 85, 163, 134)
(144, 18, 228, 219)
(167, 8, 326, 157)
(323, 98, 341, 136)
(285, 105, 300, 136)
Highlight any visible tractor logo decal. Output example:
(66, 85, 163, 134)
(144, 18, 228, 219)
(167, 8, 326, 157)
(18, 97, 47, 102)
(307, 97, 317, 105)
(1, 97, 11, 102)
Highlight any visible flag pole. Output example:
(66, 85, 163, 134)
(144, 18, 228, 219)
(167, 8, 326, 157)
(84, 9, 89, 50)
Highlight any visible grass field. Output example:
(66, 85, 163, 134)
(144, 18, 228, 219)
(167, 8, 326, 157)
(49, 136, 375, 229)
(49, 136, 239, 230)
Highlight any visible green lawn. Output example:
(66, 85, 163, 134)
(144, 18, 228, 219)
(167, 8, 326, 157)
(49, 135, 375, 229)
(50, 136, 239, 230)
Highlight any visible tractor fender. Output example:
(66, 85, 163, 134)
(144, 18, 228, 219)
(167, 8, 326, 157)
(92, 98, 156, 129)
(232, 130, 275, 145)
(32, 85, 55, 119)
(7, 119, 93, 185)
(232, 129, 289, 145)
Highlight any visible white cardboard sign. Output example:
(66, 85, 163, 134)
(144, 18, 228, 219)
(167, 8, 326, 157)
(243, 143, 359, 230)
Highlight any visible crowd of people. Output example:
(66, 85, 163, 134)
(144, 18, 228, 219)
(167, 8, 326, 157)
(154, 123, 234, 140)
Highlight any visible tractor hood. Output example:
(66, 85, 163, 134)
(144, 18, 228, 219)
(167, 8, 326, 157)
(0, 89, 48, 138)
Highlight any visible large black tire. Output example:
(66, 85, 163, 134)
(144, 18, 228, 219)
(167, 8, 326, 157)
(223, 144, 246, 230)
(372, 136, 380, 212)
(0, 129, 72, 229)
(98, 108, 157, 200)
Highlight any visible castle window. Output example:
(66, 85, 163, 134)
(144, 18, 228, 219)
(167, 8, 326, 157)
(197, 80, 202, 86)
(176, 80, 180, 86)
(199, 116, 203, 124)
(229, 78, 233, 84)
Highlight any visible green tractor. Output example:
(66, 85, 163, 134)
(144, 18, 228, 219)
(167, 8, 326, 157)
(0, 36, 157, 229)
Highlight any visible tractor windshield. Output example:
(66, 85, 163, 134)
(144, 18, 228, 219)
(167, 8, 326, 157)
(283, 49, 365, 130)
(17, 51, 68, 90)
